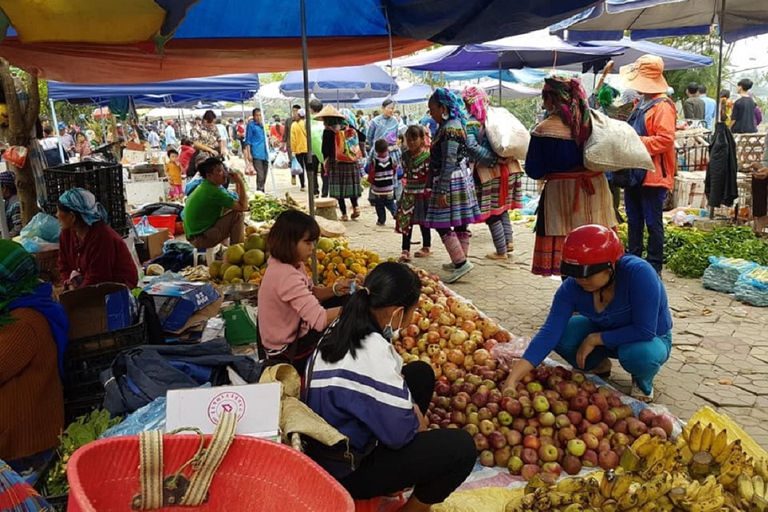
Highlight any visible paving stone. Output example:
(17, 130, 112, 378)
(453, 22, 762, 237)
(694, 381, 756, 407)
(699, 336, 752, 355)
(750, 346, 768, 364)
(714, 355, 768, 375)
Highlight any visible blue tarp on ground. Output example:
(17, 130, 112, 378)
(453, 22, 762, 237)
(47, 74, 260, 106)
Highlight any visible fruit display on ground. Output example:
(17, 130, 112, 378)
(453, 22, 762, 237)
(392, 267, 676, 479)
(248, 192, 304, 222)
(310, 236, 382, 287)
(504, 419, 764, 512)
(209, 224, 271, 284)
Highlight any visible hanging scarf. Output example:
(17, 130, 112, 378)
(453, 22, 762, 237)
(462, 86, 489, 124)
(58, 187, 108, 225)
(542, 76, 591, 147)
(430, 88, 468, 128)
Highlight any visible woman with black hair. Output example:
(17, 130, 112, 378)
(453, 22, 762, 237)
(304, 262, 476, 512)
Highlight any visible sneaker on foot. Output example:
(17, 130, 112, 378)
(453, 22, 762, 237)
(442, 262, 455, 271)
(485, 252, 509, 260)
(444, 261, 474, 283)
(291, 176, 296, 185)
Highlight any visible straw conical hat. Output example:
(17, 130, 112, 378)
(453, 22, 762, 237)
(313, 105, 345, 120)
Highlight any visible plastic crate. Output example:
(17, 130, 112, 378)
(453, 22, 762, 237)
(32, 249, 61, 285)
(62, 306, 147, 405)
(42, 161, 128, 234)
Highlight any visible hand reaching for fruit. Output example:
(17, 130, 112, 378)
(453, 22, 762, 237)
(502, 358, 535, 393)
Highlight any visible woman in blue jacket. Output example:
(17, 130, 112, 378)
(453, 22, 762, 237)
(502, 225, 673, 402)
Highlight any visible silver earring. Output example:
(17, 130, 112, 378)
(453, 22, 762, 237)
(441, 112, 449, 120)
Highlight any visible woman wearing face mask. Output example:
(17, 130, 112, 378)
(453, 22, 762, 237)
(304, 262, 476, 512)
(502, 225, 672, 403)
(526, 77, 617, 277)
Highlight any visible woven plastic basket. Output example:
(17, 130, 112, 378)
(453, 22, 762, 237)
(66, 434, 354, 512)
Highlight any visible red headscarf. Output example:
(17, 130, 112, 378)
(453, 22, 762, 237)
(542, 76, 591, 147)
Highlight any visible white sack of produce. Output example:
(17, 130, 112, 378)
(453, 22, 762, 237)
(583, 108, 655, 172)
(485, 107, 530, 160)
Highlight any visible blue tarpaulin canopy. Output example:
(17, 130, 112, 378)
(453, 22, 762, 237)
(551, 0, 768, 43)
(0, 0, 603, 83)
(408, 68, 549, 84)
(353, 83, 435, 109)
(280, 66, 398, 102)
(47, 74, 261, 106)
(392, 30, 624, 72)
(565, 37, 714, 73)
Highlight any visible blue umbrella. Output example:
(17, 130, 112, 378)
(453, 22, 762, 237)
(280, 65, 398, 102)
(353, 83, 435, 109)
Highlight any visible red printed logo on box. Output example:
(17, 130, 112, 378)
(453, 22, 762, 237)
(207, 391, 246, 425)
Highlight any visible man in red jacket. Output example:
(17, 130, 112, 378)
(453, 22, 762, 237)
(620, 55, 677, 274)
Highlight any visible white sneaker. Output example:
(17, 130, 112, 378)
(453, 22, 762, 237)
(442, 262, 455, 271)
(444, 261, 474, 283)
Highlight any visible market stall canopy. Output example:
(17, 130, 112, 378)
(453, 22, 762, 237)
(353, 83, 435, 109)
(391, 30, 624, 72)
(47, 74, 261, 106)
(477, 80, 542, 100)
(407, 68, 549, 84)
(563, 38, 714, 73)
(0, 0, 602, 83)
(551, 0, 768, 43)
(280, 65, 398, 102)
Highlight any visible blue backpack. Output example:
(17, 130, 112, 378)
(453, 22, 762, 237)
(611, 97, 671, 188)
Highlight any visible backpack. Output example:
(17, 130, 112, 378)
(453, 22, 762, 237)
(611, 97, 672, 189)
(333, 127, 361, 163)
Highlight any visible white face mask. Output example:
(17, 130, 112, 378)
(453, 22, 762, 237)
(382, 308, 404, 341)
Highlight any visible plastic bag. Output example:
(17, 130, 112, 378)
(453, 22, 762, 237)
(19, 237, 58, 253)
(734, 266, 768, 307)
(19, 212, 60, 243)
(100, 396, 167, 438)
(290, 156, 304, 176)
(485, 107, 529, 160)
(134, 216, 158, 236)
(4, 146, 27, 168)
(490, 335, 532, 369)
(584, 109, 655, 172)
(274, 151, 290, 169)
(702, 257, 759, 294)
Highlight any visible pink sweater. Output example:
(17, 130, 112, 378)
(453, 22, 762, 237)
(257, 256, 327, 351)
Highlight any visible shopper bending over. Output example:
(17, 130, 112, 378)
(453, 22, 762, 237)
(305, 262, 476, 512)
(502, 225, 672, 402)
(257, 210, 354, 374)
(183, 157, 248, 250)
(57, 188, 138, 290)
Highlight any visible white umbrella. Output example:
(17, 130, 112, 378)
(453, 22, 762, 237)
(477, 80, 541, 100)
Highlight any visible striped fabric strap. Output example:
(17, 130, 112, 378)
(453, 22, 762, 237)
(181, 411, 237, 506)
(138, 429, 164, 510)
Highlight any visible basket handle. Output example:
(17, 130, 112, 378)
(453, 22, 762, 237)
(136, 412, 237, 509)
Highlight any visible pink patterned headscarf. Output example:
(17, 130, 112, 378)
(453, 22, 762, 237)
(542, 76, 591, 147)
(462, 86, 489, 124)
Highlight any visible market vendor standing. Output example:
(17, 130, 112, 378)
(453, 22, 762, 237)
(0, 240, 67, 471)
(257, 210, 354, 374)
(525, 77, 616, 277)
(0, 171, 22, 237)
(57, 188, 138, 290)
(184, 157, 248, 250)
(503, 225, 672, 402)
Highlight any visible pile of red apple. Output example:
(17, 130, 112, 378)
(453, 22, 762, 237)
(426, 365, 674, 480)
(394, 268, 513, 379)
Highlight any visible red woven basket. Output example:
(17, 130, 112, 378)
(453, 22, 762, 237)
(66, 435, 354, 512)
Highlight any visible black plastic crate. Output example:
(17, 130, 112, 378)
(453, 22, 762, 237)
(62, 306, 147, 404)
(42, 161, 128, 234)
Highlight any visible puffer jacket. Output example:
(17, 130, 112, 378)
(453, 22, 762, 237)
(639, 96, 677, 190)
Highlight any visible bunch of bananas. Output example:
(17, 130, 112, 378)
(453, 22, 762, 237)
(667, 475, 726, 512)
(676, 421, 752, 489)
(506, 475, 598, 512)
(620, 433, 681, 477)
(735, 470, 768, 512)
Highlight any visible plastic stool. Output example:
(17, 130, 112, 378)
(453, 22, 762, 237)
(196, 245, 219, 266)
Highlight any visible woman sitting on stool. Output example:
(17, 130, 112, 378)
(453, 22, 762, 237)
(502, 224, 672, 402)
(257, 210, 354, 374)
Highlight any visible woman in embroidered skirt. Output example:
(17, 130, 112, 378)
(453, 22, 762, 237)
(424, 89, 482, 284)
(526, 77, 617, 277)
(462, 86, 523, 261)
(316, 105, 362, 221)
(396, 125, 433, 262)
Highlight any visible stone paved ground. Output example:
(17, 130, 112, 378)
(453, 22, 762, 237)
(241, 158, 768, 448)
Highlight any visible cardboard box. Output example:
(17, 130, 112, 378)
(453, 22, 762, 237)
(60, 283, 136, 340)
(144, 279, 221, 332)
(165, 382, 281, 439)
(139, 228, 169, 261)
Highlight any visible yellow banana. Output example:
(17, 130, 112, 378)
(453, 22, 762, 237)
(588, 493, 605, 509)
(563, 504, 584, 512)
(756, 459, 768, 481)
(645, 445, 667, 471)
(716, 440, 743, 466)
(601, 474, 616, 499)
(685, 495, 725, 512)
(686, 480, 702, 501)
(611, 475, 634, 500)
(696, 475, 719, 501)
(718, 462, 742, 488)
(689, 422, 704, 453)
(636, 473, 673, 506)
(638, 438, 663, 459)
(738, 473, 756, 502)
(547, 492, 574, 507)
(709, 429, 729, 459)
(556, 477, 587, 494)
(602, 499, 619, 512)
(639, 501, 659, 512)
(754, 476, 766, 501)
(656, 496, 675, 512)
(618, 492, 639, 512)
(700, 424, 715, 452)
(632, 433, 653, 451)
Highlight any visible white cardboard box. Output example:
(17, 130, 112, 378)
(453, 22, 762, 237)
(166, 382, 281, 439)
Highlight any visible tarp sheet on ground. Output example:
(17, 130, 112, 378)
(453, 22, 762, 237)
(0, 0, 602, 83)
(551, 0, 768, 42)
(47, 74, 261, 106)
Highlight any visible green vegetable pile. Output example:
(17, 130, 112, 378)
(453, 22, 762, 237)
(617, 225, 768, 279)
(42, 409, 123, 497)
(248, 192, 303, 222)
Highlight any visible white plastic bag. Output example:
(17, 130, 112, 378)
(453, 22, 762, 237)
(484, 107, 530, 160)
(273, 151, 289, 169)
(583, 109, 655, 172)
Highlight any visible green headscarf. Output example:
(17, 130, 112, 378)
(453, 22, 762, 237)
(0, 239, 40, 326)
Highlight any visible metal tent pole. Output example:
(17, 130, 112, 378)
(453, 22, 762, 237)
(498, 55, 503, 105)
(300, 0, 317, 282)
(49, 99, 67, 164)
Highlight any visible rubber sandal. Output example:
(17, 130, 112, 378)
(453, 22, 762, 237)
(351, 207, 361, 219)
(340, 215, 349, 222)
(398, 251, 411, 263)
(485, 252, 509, 260)
(631, 379, 654, 403)
(507, 242, 515, 252)
(414, 247, 432, 258)
(444, 261, 474, 283)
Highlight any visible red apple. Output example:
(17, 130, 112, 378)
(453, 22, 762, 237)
(495, 446, 512, 468)
(638, 408, 656, 426)
(450, 411, 466, 425)
(649, 427, 668, 440)
(435, 381, 451, 396)
(539, 443, 559, 462)
(523, 435, 541, 451)
(504, 398, 522, 416)
(473, 433, 489, 451)
(590, 394, 609, 412)
(547, 375, 564, 390)
(597, 438, 611, 454)
(607, 395, 623, 408)
(489, 430, 508, 450)
(472, 391, 489, 408)
(521, 447, 539, 465)
(512, 418, 527, 433)
(479, 450, 495, 467)
(508, 456, 524, 475)
(613, 419, 628, 434)
(486, 403, 501, 416)
(580, 433, 599, 451)
(541, 462, 563, 479)
(506, 429, 522, 447)
(520, 464, 541, 481)
(567, 438, 587, 457)
(651, 415, 674, 437)
(562, 454, 582, 475)
(582, 449, 599, 468)
(580, 381, 598, 394)
(478, 407, 493, 422)
(602, 410, 617, 427)
(557, 425, 578, 445)
(558, 381, 579, 400)
(585, 405, 602, 423)
(570, 396, 589, 413)
(627, 418, 648, 438)
(598, 450, 619, 470)
(488, 389, 503, 404)
(566, 410, 583, 426)
(586, 425, 605, 441)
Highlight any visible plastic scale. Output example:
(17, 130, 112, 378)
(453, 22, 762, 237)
(219, 283, 259, 346)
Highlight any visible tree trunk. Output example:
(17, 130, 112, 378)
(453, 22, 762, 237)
(0, 58, 41, 225)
